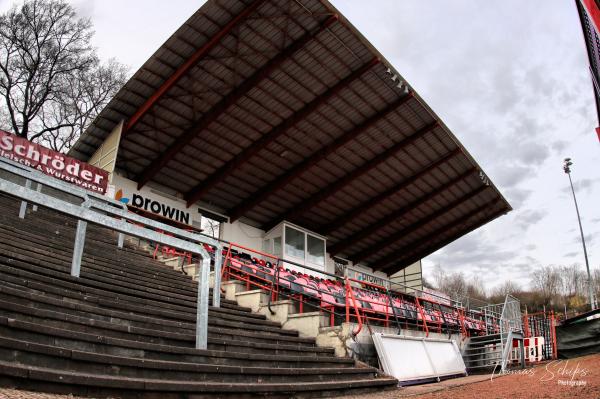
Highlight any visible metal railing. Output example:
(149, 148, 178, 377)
(0, 156, 222, 350)
(499, 295, 523, 371)
(500, 295, 523, 334)
(220, 244, 475, 339)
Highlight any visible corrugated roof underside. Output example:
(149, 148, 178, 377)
(72, 0, 510, 273)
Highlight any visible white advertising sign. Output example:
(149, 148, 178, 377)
(373, 333, 466, 384)
(111, 174, 201, 226)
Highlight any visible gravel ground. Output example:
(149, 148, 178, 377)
(1, 354, 599, 399)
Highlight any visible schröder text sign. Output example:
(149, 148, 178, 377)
(0, 130, 108, 194)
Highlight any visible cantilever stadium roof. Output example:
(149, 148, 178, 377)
(576, 0, 600, 131)
(70, 0, 511, 273)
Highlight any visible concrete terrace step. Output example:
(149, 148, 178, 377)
(0, 208, 147, 255)
(0, 361, 397, 398)
(0, 254, 251, 317)
(0, 292, 314, 349)
(0, 289, 329, 355)
(0, 337, 363, 383)
(0, 238, 203, 302)
(0, 193, 398, 395)
(0, 276, 314, 342)
(0, 277, 276, 329)
(0, 201, 192, 256)
(0, 265, 264, 327)
(0, 319, 351, 369)
(0, 222, 201, 289)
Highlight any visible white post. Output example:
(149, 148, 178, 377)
(71, 220, 88, 277)
(18, 179, 32, 218)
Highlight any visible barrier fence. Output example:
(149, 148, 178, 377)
(218, 242, 494, 339)
(0, 156, 221, 350)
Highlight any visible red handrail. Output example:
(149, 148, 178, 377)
(415, 297, 429, 337)
(215, 242, 479, 335)
(458, 308, 468, 338)
(220, 245, 233, 293)
(345, 277, 363, 336)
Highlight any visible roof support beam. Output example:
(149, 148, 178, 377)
(184, 56, 380, 205)
(135, 14, 339, 190)
(321, 149, 461, 235)
(227, 94, 414, 222)
(349, 185, 489, 264)
(125, 0, 268, 134)
(378, 205, 506, 272)
(263, 121, 440, 230)
(328, 163, 474, 255)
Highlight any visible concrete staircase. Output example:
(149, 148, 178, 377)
(0, 193, 397, 398)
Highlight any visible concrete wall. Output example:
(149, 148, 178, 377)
(88, 121, 122, 182)
(390, 260, 423, 293)
(221, 221, 265, 251)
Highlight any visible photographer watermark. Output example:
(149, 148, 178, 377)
(491, 360, 589, 386)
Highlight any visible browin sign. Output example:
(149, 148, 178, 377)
(0, 130, 108, 193)
(112, 174, 200, 226)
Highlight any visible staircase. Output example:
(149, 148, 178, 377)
(0, 193, 397, 398)
(461, 297, 525, 372)
(462, 333, 504, 371)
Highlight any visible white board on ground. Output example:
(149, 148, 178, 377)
(372, 333, 466, 383)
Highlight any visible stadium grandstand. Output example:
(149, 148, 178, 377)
(0, 0, 562, 397)
(576, 0, 600, 142)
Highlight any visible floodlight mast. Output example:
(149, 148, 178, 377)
(563, 158, 597, 311)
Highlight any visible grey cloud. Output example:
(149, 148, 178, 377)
(503, 188, 533, 210)
(516, 209, 548, 231)
(72, 0, 96, 19)
(551, 140, 569, 153)
(428, 231, 518, 272)
(493, 165, 532, 189)
(567, 178, 599, 195)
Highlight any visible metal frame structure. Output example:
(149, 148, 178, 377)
(0, 156, 222, 350)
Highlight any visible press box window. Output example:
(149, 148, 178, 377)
(307, 234, 325, 266)
(285, 226, 304, 259)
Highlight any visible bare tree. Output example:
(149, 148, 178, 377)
(492, 280, 521, 299)
(0, 0, 127, 151)
(201, 217, 221, 239)
(531, 266, 562, 306)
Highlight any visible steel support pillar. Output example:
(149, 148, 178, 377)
(196, 252, 211, 350)
(18, 179, 31, 219)
(32, 183, 41, 211)
(71, 220, 88, 277)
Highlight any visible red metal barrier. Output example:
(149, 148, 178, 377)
(215, 242, 478, 337)
(345, 277, 363, 336)
(415, 297, 429, 337)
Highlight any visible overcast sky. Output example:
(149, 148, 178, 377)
(1, 0, 597, 292)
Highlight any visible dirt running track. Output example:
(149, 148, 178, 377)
(0, 354, 599, 399)
(339, 353, 600, 399)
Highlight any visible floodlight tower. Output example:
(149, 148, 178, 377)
(563, 158, 597, 310)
